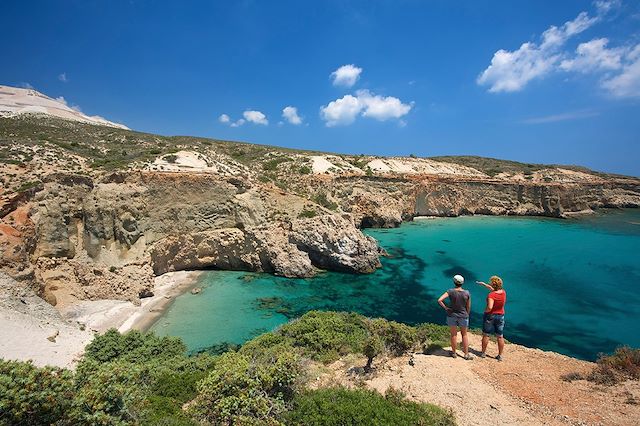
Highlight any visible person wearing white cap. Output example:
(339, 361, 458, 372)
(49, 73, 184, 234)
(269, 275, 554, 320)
(437, 274, 472, 360)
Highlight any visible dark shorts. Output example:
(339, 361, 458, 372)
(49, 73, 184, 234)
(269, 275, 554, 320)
(446, 316, 469, 328)
(482, 313, 505, 336)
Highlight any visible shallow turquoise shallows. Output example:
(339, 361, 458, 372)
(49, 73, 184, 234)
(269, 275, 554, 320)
(151, 209, 640, 360)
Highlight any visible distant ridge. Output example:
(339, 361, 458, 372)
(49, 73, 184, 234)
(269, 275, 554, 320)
(0, 84, 128, 130)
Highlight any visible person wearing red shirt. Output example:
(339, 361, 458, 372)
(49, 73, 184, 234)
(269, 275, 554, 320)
(476, 276, 507, 361)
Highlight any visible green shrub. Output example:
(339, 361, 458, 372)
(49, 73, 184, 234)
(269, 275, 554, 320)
(312, 191, 338, 210)
(16, 180, 41, 193)
(299, 165, 312, 174)
(284, 387, 456, 425)
(278, 311, 369, 363)
(70, 360, 147, 424)
(368, 318, 417, 356)
(0, 360, 74, 425)
(263, 157, 292, 171)
(363, 335, 384, 371)
(164, 154, 178, 163)
(298, 209, 317, 219)
(189, 350, 300, 425)
(82, 329, 186, 364)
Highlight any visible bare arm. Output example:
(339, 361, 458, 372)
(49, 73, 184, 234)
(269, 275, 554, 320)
(466, 295, 471, 316)
(476, 281, 493, 291)
(485, 296, 494, 313)
(437, 292, 450, 312)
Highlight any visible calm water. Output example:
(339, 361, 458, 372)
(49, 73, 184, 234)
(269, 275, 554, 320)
(151, 209, 640, 360)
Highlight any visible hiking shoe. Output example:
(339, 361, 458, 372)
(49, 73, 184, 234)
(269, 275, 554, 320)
(464, 353, 473, 360)
(496, 355, 503, 362)
(479, 352, 487, 359)
(450, 351, 457, 358)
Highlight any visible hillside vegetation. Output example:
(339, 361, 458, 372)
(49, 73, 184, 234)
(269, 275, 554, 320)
(0, 311, 456, 426)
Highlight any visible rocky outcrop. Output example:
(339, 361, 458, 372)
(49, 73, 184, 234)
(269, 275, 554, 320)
(35, 257, 154, 306)
(149, 214, 381, 278)
(413, 179, 640, 218)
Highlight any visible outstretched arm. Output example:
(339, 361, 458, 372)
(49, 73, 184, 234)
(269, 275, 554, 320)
(476, 281, 493, 291)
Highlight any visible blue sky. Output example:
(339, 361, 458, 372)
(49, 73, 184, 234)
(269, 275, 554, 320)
(2, 0, 640, 175)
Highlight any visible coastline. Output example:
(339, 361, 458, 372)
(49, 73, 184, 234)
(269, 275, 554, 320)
(62, 270, 203, 334)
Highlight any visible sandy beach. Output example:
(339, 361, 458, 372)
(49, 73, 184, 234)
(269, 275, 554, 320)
(0, 270, 202, 369)
(61, 270, 203, 333)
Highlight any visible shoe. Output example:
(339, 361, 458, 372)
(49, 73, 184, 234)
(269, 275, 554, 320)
(479, 352, 486, 359)
(464, 353, 473, 360)
(496, 355, 503, 361)
(450, 351, 457, 358)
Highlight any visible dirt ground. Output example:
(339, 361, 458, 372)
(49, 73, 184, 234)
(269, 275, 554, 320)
(310, 333, 640, 426)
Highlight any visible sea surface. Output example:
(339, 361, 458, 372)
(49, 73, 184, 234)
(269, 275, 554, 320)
(151, 209, 640, 360)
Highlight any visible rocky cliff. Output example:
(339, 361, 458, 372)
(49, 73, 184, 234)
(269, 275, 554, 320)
(1, 116, 639, 312)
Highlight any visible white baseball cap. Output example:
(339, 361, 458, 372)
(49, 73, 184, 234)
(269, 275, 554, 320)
(453, 275, 464, 285)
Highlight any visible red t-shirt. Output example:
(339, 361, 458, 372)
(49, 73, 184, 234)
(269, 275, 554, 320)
(487, 290, 506, 315)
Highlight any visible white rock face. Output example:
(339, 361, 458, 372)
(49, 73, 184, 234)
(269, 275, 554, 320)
(0, 85, 128, 129)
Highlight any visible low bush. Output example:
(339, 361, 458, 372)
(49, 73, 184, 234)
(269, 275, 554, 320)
(0, 360, 74, 425)
(284, 387, 456, 425)
(278, 311, 369, 363)
(312, 191, 338, 210)
(298, 209, 317, 218)
(82, 329, 186, 364)
(189, 350, 301, 425)
(587, 346, 640, 385)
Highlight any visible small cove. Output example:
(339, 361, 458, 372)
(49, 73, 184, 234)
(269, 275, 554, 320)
(151, 209, 640, 360)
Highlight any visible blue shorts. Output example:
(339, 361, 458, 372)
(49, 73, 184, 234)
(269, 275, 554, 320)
(446, 316, 469, 328)
(482, 313, 505, 336)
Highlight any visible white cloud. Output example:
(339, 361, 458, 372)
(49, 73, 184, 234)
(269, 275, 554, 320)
(330, 64, 363, 87)
(320, 90, 412, 127)
(477, 10, 598, 92)
(356, 90, 413, 121)
(282, 106, 302, 125)
(320, 94, 362, 126)
(230, 118, 245, 127)
(560, 38, 625, 72)
(601, 44, 640, 98)
(243, 110, 268, 125)
(218, 113, 231, 123)
(58, 72, 68, 83)
(18, 82, 34, 89)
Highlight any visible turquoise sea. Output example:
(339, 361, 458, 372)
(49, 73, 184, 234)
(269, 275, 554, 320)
(151, 209, 640, 360)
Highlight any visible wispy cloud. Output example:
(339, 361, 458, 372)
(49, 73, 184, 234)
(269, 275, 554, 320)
(18, 82, 34, 89)
(477, 1, 624, 93)
(477, 11, 598, 93)
(58, 72, 68, 83)
(521, 110, 600, 124)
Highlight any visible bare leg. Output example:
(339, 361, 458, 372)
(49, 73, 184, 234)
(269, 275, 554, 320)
(449, 326, 458, 355)
(482, 334, 489, 354)
(497, 336, 505, 356)
(460, 327, 469, 355)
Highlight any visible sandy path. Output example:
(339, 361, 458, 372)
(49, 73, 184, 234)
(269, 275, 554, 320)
(314, 333, 640, 426)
